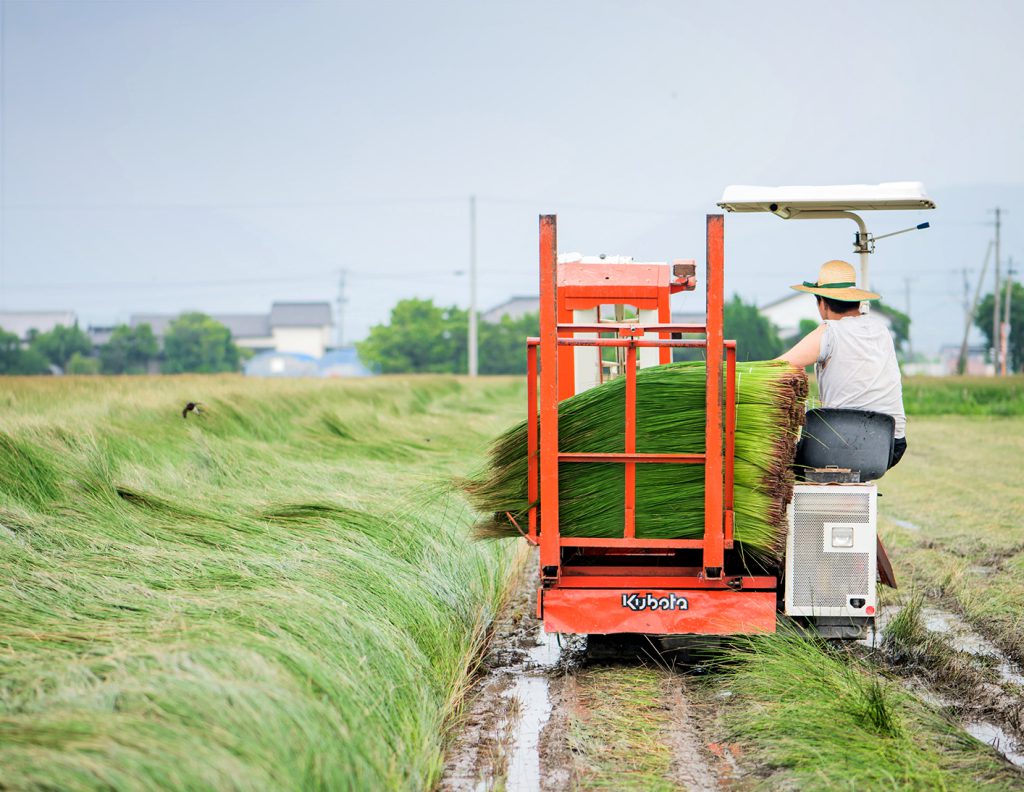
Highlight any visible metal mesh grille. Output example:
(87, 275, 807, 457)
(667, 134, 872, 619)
(791, 490, 871, 608)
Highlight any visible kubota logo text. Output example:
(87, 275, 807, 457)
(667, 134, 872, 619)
(621, 593, 689, 612)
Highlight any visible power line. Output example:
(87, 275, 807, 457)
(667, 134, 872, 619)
(2, 193, 695, 216)
(0, 267, 491, 291)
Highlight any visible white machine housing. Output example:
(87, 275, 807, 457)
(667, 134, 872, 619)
(785, 482, 877, 618)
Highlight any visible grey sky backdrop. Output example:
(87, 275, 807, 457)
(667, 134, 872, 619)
(1, 0, 1022, 354)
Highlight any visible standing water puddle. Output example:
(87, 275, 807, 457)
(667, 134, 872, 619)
(440, 558, 576, 792)
(863, 603, 1024, 768)
(891, 517, 922, 532)
(922, 607, 1024, 687)
(966, 722, 1024, 768)
(502, 627, 561, 791)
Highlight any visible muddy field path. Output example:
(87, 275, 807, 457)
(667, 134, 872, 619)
(440, 552, 733, 792)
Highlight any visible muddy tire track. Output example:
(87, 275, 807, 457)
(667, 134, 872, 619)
(440, 551, 729, 791)
(860, 598, 1024, 769)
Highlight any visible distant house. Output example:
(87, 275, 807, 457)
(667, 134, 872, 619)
(938, 344, 992, 376)
(267, 302, 334, 358)
(131, 301, 334, 359)
(482, 296, 539, 323)
(760, 292, 895, 342)
(86, 325, 116, 348)
(671, 311, 706, 327)
(0, 311, 77, 342)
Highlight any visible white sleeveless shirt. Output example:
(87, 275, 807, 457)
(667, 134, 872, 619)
(815, 314, 906, 438)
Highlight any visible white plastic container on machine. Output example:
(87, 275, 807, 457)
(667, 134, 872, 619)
(784, 483, 877, 618)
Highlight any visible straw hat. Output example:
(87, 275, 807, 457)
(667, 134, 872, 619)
(790, 260, 880, 302)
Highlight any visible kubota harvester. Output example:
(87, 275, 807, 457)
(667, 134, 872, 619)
(524, 183, 934, 640)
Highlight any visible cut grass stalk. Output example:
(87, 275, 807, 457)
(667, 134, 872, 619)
(461, 360, 807, 562)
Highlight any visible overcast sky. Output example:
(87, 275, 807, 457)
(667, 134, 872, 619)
(1, 0, 1022, 353)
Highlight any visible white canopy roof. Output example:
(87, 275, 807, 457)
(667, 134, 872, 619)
(718, 182, 935, 213)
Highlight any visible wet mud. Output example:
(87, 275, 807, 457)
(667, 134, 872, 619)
(440, 557, 582, 791)
(864, 600, 1024, 769)
(440, 552, 726, 791)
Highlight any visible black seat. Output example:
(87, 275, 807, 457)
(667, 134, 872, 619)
(795, 408, 895, 482)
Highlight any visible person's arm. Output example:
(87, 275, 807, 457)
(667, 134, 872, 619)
(779, 324, 826, 369)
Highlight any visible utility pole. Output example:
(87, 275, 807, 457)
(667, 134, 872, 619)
(468, 194, 478, 377)
(958, 242, 992, 375)
(335, 268, 347, 347)
(1002, 257, 1015, 376)
(992, 207, 1002, 374)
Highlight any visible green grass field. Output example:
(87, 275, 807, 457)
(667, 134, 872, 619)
(0, 375, 523, 791)
(901, 375, 1024, 416)
(879, 413, 1024, 660)
(712, 378, 1024, 789)
(2, 372, 1021, 791)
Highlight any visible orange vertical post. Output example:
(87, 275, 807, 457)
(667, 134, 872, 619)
(527, 341, 539, 541)
(703, 215, 725, 577)
(557, 300, 576, 401)
(724, 342, 736, 547)
(658, 287, 672, 365)
(623, 343, 637, 538)
(538, 216, 561, 578)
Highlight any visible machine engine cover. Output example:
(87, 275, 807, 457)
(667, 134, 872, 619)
(785, 483, 877, 618)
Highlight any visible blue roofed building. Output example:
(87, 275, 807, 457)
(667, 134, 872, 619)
(318, 347, 373, 378)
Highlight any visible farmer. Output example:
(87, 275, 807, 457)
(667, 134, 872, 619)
(779, 259, 907, 469)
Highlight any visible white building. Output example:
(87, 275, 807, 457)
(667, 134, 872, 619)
(131, 301, 334, 359)
(759, 292, 895, 342)
(0, 310, 78, 341)
(482, 296, 540, 323)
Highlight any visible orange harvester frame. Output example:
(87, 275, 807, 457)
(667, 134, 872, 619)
(526, 214, 777, 635)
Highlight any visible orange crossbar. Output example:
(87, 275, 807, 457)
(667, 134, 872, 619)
(559, 452, 704, 464)
(556, 322, 706, 334)
(556, 574, 777, 590)
(558, 338, 708, 348)
(559, 537, 705, 549)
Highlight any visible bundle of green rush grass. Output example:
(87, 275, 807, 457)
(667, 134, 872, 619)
(460, 360, 807, 563)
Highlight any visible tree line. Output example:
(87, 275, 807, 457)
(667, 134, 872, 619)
(6, 288, 965, 378)
(357, 299, 538, 374)
(355, 296, 914, 374)
(0, 313, 241, 375)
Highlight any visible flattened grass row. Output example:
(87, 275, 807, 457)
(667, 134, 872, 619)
(0, 376, 520, 791)
(462, 361, 807, 562)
